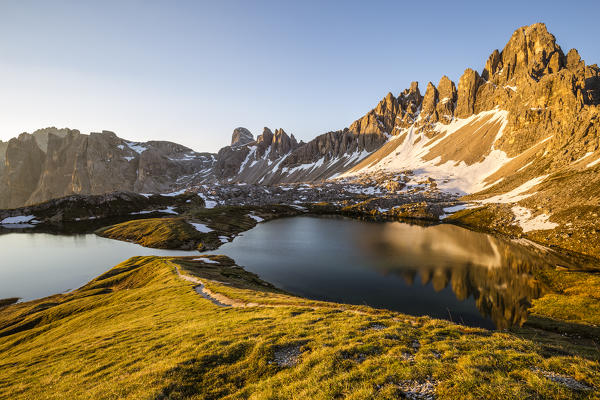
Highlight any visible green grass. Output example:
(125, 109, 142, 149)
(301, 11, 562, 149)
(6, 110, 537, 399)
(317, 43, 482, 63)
(95, 217, 206, 250)
(0, 256, 598, 399)
(530, 269, 600, 326)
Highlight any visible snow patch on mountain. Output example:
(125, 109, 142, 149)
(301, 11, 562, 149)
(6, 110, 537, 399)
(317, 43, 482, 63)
(587, 157, 600, 168)
(190, 222, 212, 233)
(439, 204, 468, 219)
(480, 175, 549, 204)
(248, 214, 264, 222)
(511, 206, 558, 232)
(340, 109, 511, 195)
(1, 215, 38, 224)
(125, 141, 148, 154)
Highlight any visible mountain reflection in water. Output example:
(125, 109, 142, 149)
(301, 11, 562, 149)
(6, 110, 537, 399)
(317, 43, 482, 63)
(360, 223, 550, 329)
(217, 216, 571, 329)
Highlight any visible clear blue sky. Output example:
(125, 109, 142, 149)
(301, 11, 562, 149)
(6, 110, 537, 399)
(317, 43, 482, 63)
(0, 0, 598, 152)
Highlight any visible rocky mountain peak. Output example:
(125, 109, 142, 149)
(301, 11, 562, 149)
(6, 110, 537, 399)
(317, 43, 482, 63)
(231, 127, 254, 147)
(420, 82, 439, 121)
(349, 92, 399, 136)
(566, 48, 584, 73)
(271, 128, 298, 159)
(455, 68, 483, 118)
(375, 92, 400, 115)
(399, 81, 422, 107)
(482, 49, 501, 81)
(405, 81, 421, 97)
(499, 23, 563, 82)
(257, 127, 274, 144)
(390, 82, 423, 130)
(436, 75, 457, 123)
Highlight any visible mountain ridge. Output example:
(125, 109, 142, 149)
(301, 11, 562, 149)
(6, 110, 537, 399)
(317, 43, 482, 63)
(2, 23, 599, 217)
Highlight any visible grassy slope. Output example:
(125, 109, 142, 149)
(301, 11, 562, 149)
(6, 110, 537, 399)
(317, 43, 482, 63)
(95, 217, 205, 249)
(0, 257, 598, 399)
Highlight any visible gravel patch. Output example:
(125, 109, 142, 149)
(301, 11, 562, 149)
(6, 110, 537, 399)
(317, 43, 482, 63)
(272, 344, 303, 367)
(397, 379, 437, 400)
(534, 368, 594, 391)
(361, 323, 387, 331)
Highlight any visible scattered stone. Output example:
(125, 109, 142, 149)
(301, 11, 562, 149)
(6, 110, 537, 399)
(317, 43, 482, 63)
(362, 323, 387, 331)
(396, 379, 437, 400)
(272, 344, 303, 367)
(340, 351, 368, 363)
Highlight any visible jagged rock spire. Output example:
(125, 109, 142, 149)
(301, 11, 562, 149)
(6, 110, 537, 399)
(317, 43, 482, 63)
(231, 127, 254, 147)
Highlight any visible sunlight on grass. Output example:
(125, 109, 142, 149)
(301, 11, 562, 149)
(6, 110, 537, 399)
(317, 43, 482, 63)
(0, 256, 598, 399)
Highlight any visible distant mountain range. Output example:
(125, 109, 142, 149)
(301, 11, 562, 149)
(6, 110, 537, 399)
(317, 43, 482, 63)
(2, 23, 599, 212)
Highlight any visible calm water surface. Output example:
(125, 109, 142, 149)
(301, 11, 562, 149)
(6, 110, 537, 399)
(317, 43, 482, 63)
(1, 217, 567, 329)
(0, 233, 192, 301)
(215, 216, 563, 329)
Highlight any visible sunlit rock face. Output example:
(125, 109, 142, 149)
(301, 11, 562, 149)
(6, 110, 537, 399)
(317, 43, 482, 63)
(0, 128, 215, 209)
(206, 23, 600, 214)
(356, 222, 563, 329)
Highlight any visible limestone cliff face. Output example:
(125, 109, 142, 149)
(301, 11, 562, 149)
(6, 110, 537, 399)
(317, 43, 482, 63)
(343, 21, 600, 236)
(348, 83, 425, 138)
(340, 23, 600, 155)
(212, 121, 390, 185)
(420, 82, 438, 123)
(1, 134, 46, 208)
(283, 129, 364, 166)
(214, 127, 300, 180)
(455, 69, 484, 118)
(213, 119, 393, 185)
(349, 92, 399, 136)
(435, 76, 458, 122)
(0, 128, 215, 208)
(0, 140, 8, 184)
(472, 23, 600, 163)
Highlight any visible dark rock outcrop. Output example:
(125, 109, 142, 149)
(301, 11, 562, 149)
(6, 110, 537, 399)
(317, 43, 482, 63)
(231, 127, 254, 146)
